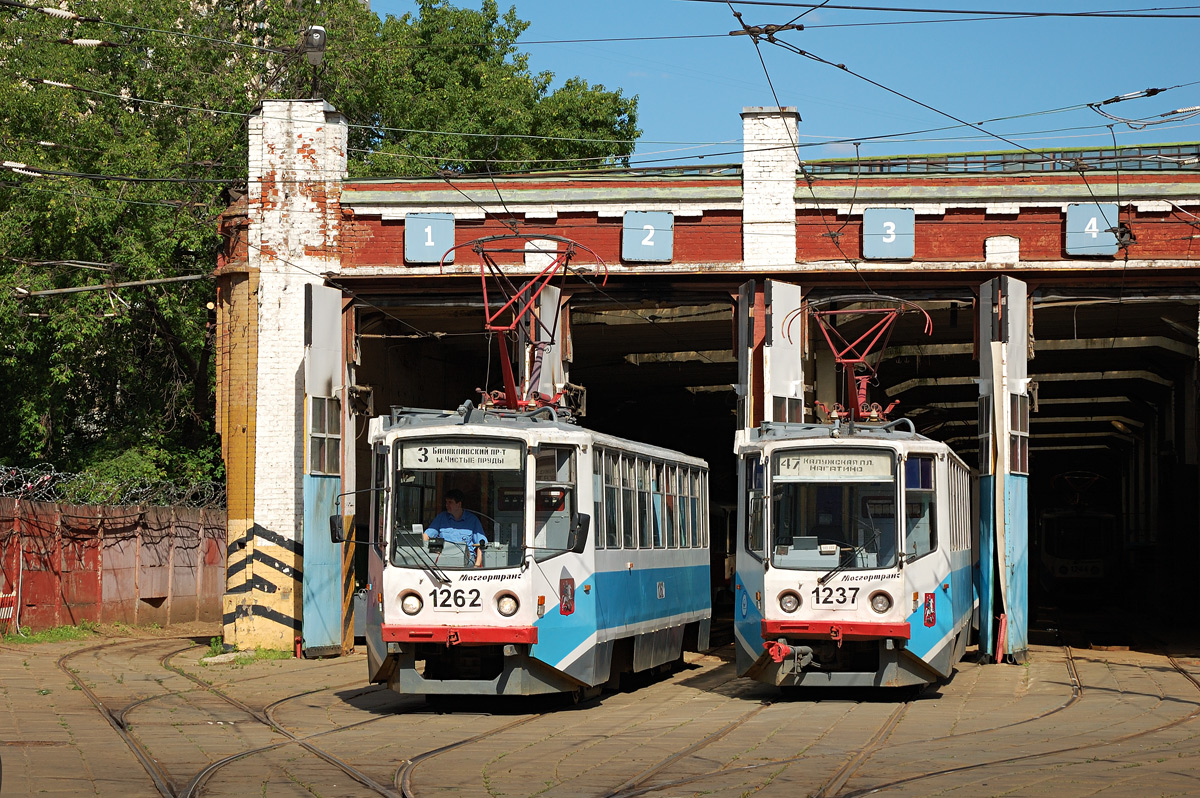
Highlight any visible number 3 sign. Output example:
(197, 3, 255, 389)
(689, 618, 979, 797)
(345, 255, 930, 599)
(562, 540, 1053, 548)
(862, 208, 915, 260)
(622, 211, 674, 262)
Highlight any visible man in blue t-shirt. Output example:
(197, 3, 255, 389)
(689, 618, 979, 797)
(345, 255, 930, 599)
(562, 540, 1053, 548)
(423, 488, 488, 567)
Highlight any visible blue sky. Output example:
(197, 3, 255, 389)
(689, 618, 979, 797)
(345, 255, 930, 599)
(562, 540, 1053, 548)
(370, 1, 1200, 166)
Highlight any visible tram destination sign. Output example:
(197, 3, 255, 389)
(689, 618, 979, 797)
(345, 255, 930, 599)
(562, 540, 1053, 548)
(401, 442, 523, 470)
(776, 450, 893, 480)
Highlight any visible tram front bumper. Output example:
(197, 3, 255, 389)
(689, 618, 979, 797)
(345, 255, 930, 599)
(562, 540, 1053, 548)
(382, 625, 538, 645)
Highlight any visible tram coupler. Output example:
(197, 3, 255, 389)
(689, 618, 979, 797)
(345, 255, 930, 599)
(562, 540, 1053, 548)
(765, 639, 814, 669)
(765, 639, 792, 663)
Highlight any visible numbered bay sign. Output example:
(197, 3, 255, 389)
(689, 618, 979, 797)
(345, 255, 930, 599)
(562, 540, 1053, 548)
(862, 208, 915, 260)
(404, 212, 455, 264)
(622, 211, 674, 262)
(1066, 203, 1120, 256)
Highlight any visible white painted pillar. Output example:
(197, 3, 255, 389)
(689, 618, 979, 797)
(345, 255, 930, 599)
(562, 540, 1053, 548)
(741, 107, 799, 268)
(226, 100, 347, 650)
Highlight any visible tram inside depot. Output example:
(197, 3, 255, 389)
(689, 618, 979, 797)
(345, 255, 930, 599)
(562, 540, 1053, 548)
(346, 277, 1200, 646)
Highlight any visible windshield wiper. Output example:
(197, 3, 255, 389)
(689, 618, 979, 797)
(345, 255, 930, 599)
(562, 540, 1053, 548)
(818, 527, 882, 586)
(396, 534, 452, 584)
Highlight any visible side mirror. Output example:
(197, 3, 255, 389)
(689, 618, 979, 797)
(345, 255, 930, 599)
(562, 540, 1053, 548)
(330, 514, 346, 544)
(567, 513, 590, 554)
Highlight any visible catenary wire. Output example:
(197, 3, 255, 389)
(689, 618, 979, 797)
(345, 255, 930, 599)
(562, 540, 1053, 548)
(682, 1, 1200, 19)
(17, 68, 1200, 169)
(728, 2, 875, 291)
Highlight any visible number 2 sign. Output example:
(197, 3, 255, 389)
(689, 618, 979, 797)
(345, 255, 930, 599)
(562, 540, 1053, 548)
(1066, 203, 1120, 256)
(622, 211, 674, 262)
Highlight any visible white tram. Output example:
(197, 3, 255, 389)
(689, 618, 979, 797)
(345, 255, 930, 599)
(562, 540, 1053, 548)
(733, 419, 976, 688)
(344, 402, 712, 697)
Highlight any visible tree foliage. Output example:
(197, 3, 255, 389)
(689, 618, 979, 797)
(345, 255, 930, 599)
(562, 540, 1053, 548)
(0, 0, 639, 483)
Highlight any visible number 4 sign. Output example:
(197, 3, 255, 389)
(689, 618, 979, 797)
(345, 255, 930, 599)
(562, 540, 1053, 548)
(622, 211, 674, 262)
(1066, 203, 1120, 256)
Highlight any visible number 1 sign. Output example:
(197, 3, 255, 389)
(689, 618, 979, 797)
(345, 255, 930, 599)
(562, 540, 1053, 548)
(862, 208, 915, 260)
(404, 212, 455, 264)
(622, 211, 674, 262)
(1066, 203, 1120, 256)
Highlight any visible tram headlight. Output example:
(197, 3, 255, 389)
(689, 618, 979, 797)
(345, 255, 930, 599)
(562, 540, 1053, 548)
(497, 594, 519, 617)
(401, 592, 423, 615)
(778, 591, 801, 613)
(869, 591, 893, 614)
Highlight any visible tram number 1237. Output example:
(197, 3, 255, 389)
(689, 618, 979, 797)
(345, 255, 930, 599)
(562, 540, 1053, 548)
(430, 587, 483, 610)
(811, 585, 860, 608)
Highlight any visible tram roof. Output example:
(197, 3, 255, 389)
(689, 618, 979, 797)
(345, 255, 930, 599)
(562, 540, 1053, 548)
(376, 404, 709, 467)
(744, 420, 929, 444)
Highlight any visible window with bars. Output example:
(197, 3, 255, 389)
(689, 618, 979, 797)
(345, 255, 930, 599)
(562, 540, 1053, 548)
(308, 396, 341, 475)
(978, 397, 992, 476)
(1010, 394, 1030, 475)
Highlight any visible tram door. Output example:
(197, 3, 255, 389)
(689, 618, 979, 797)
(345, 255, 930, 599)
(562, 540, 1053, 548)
(899, 453, 956, 677)
(733, 280, 806, 674)
(365, 444, 395, 683)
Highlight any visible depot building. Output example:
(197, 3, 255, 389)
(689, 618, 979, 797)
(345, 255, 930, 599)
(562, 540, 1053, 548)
(215, 100, 1200, 657)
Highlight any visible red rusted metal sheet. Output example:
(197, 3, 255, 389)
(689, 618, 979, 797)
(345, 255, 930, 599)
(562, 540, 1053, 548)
(0, 499, 227, 632)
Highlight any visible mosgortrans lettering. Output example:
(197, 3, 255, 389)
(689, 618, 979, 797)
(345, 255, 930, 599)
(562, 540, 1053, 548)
(457, 573, 523, 582)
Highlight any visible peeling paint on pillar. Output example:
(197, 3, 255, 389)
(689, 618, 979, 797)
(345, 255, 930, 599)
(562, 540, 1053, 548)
(218, 100, 348, 651)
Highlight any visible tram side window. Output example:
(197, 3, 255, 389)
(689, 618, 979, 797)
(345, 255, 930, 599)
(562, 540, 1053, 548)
(679, 468, 691, 549)
(622, 456, 636, 549)
(534, 445, 577, 561)
(652, 462, 665, 548)
(594, 450, 604, 550)
(372, 446, 387, 547)
(603, 450, 620, 549)
(689, 470, 701, 548)
(637, 459, 652, 549)
(905, 455, 937, 559)
(665, 465, 678, 548)
(745, 455, 765, 558)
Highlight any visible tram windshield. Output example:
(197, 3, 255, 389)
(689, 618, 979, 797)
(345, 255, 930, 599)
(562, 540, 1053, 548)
(389, 438, 527, 570)
(769, 447, 899, 571)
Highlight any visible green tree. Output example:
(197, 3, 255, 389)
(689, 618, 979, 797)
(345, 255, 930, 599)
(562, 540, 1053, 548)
(0, 0, 639, 485)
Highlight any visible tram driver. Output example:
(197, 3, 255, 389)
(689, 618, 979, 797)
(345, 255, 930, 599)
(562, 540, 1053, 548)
(423, 488, 488, 568)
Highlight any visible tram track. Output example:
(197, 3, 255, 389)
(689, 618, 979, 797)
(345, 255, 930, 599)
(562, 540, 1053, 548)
(590, 643, 1089, 798)
(835, 649, 1200, 797)
(396, 712, 550, 798)
(58, 637, 416, 798)
(57, 640, 197, 797)
(601, 701, 771, 798)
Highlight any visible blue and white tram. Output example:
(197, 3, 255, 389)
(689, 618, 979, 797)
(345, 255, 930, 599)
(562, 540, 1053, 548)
(733, 420, 975, 688)
(350, 403, 711, 697)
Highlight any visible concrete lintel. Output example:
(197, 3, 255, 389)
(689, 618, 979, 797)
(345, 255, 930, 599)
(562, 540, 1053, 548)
(1034, 335, 1195, 358)
(345, 185, 743, 207)
(327, 258, 1200, 278)
(625, 350, 736, 365)
(573, 305, 731, 325)
(793, 182, 1200, 204)
(889, 368, 1171, 395)
(1029, 415, 1144, 428)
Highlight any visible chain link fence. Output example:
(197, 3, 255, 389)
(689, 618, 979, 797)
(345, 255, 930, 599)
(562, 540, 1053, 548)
(0, 465, 225, 509)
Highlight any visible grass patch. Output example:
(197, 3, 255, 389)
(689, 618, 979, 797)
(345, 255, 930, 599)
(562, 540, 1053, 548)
(200, 647, 294, 667)
(2, 621, 100, 645)
(232, 649, 294, 665)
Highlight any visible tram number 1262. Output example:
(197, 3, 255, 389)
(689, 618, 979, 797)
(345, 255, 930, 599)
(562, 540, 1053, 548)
(430, 587, 483, 610)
